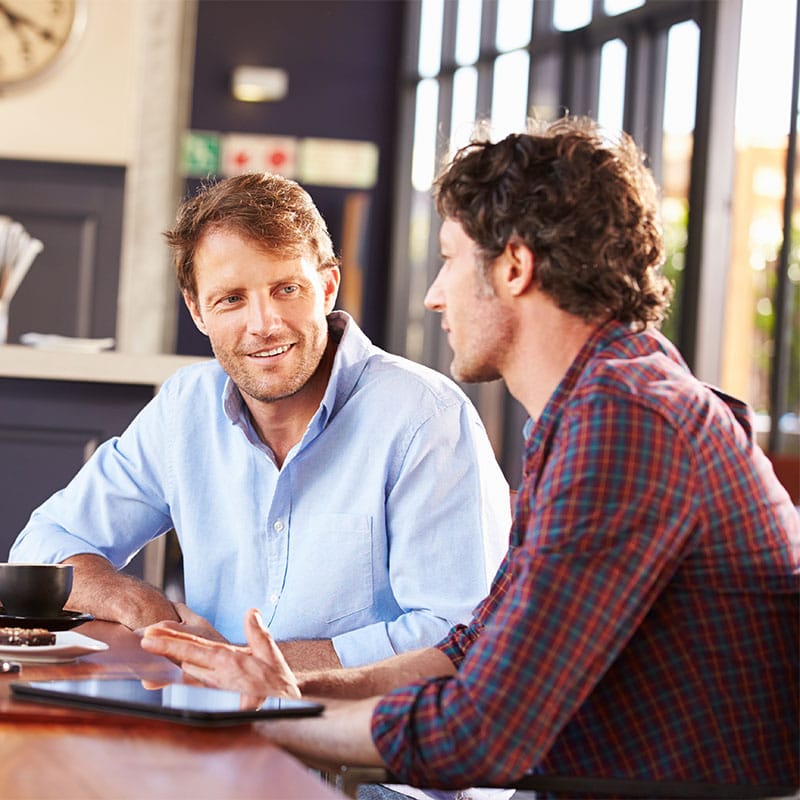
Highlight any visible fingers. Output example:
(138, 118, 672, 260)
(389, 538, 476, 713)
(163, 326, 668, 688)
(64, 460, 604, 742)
(171, 604, 230, 643)
(132, 615, 184, 639)
(141, 623, 237, 668)
(141, 608, 301, 700)
(138, 619, 185, 637)
(181, 660, 226, 689)
(243, 608, 301, 699)
(175, 602, 204, 625)
(140, 678, 170, 690)
(143, 621, 212, 645)
(244, 609, 284, 664)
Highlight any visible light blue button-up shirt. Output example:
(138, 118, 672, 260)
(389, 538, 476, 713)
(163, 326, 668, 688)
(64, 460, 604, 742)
(11, 313, 510, 666)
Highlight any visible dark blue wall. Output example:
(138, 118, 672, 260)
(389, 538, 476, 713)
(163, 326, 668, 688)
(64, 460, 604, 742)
(176, 0, 406, 355)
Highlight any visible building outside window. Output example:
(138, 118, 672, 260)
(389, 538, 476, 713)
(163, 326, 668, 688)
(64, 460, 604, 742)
(389, 0, 799, 483)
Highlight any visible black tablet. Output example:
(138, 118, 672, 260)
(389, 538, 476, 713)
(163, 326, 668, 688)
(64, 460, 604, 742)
(11, 678, 324, 727)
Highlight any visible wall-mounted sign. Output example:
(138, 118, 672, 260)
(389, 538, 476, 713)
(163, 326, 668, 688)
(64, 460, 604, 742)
(181, 131, 221, 177)
(182, 130, 379, 190)
(220, 134, 297, 178)
(299, 138, 378, 189)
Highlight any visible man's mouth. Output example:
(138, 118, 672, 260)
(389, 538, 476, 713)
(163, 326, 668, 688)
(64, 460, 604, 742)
(250, 344, 291, 358)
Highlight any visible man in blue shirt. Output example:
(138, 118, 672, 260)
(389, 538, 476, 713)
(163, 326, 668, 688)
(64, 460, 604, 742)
(10, 173, 510, 669)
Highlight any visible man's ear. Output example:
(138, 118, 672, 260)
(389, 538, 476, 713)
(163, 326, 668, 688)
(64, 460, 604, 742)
(497, 239, 535, 297)
(183, 291, 209, 336)
(322, 266, 341, 314)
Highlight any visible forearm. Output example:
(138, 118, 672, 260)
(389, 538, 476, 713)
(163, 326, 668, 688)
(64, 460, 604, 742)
(262, 696, 384, 768)
(64, 553, 180, 630)
(298, 646, 456, 700)
(278, 638, 342, 671)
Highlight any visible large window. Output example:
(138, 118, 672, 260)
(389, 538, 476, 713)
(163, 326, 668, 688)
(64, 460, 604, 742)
(724, 0, 798, 456)
(389, 0, 799, 481)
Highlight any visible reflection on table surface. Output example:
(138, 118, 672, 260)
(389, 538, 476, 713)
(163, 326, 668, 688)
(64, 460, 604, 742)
(0, 620, 343, 800)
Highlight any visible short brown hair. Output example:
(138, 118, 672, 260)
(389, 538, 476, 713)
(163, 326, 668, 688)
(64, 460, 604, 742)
(434, 116, 672, 329)
(165, 173, 339, 301)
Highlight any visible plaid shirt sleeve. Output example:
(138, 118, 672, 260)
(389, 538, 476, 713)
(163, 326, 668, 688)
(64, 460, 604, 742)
(371, 392, 700, 788)
(436, 548, 516, 667)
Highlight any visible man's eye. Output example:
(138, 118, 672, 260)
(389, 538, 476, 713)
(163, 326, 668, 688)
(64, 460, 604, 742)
(222, 295, 241, 305)
(280, 285, 298, 296)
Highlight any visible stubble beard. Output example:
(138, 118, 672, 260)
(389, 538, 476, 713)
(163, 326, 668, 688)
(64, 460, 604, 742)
(212, 330, 327, 404)
(450, 355, 503, 385)
(449, 281, 508, 385)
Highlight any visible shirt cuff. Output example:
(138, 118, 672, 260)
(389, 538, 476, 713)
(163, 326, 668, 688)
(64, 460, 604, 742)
(435, 621, 482, 668)
(370, 681, 430, 780)
(331, 622, 396, 667)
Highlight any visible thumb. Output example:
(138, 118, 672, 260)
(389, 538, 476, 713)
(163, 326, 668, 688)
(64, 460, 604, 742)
(244, 608, 300, 698)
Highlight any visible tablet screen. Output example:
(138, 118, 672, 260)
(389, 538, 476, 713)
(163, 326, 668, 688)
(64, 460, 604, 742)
(11, 678, 324, 726)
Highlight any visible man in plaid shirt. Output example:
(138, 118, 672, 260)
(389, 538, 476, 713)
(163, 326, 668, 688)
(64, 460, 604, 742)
(143, 116, 799, 797)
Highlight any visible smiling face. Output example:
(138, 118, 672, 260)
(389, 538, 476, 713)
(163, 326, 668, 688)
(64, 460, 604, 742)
(185, 228, 340, 410)
(424, 218, 512, 384)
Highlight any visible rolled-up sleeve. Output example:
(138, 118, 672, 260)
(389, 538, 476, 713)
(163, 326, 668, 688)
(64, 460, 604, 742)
(10, 388, 174, 568)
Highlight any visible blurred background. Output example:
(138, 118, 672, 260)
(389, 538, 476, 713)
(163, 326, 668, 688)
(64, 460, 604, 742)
(0, 0, 797, 496)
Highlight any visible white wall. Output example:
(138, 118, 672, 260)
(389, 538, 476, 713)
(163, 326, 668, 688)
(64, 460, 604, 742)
(0, 0, 137, 166)
(0, 0, 196, 355)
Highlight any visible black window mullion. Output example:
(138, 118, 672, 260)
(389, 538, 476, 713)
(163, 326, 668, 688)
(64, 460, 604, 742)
(768, 0, 800, 453)
(420, 2, 456, 372)
(677, 1, 713, 369)
(474, 0, 498, 120)
(624, 24, 668, 183)
(560, 29, 600, 117)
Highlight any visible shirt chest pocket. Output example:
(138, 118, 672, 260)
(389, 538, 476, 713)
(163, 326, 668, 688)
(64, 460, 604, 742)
(305, 513, 374, 622)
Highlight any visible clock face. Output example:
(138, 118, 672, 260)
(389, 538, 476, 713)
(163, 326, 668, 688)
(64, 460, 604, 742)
(0, 0, 86, 87)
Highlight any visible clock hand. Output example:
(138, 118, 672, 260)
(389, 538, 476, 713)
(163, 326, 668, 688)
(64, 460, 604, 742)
(0, 1, 58, 44)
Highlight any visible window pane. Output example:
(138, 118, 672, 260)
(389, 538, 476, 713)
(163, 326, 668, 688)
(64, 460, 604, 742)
(491, 50, 530, 139)
(451, 66, 478, 154)
(659, 21, 700, 346)
(723, 0, 797, 450)
(735, 0, 794, 141)
(787, 202, 800, 445)
(553, 0, 591, 31)
(496, 0, 533, 52)
(603, 0, 644, 16)
(597, 38, 627, 135)
(418, 0, 444, 78)
(455, 0, 481, 66)
(405, 192, 433, 361)
(663, 21, 699, 136)
(411, 78, 440, 191)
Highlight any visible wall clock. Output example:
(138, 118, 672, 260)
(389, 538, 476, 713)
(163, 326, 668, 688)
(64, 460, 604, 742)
(0, 0, 87, 89)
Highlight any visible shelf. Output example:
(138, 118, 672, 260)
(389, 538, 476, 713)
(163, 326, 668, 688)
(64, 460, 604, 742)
(0, 344, 206, 387)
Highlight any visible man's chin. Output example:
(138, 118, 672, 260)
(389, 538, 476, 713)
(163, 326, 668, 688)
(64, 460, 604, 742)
(450, 359, 501, 384)
(242, 383, 304, 404)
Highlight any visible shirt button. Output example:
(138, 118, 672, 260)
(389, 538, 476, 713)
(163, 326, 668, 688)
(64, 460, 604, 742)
(273, 519, 284, 532)
(270, 593, 279, 604)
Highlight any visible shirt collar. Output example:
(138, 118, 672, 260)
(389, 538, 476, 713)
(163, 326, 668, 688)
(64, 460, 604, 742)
(524, 320, 635, 456)
(316, 310, 372, 427)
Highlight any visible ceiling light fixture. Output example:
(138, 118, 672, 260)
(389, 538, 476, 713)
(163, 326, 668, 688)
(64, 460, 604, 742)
(231, 66, 289, 103)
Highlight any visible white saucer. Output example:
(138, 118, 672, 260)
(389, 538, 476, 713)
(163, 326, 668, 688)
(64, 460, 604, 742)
(0, 631, 109, 663)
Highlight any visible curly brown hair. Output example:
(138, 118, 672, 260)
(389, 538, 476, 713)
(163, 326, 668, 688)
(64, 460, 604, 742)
(165, 173, 339, 301)
(434, 116, 672, 329)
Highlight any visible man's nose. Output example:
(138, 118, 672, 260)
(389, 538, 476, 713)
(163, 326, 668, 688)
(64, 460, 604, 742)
(424, 270, 444, 311)
(247, 295, 281, 332)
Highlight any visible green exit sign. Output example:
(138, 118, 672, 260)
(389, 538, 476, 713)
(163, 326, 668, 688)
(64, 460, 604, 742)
(181, 131, 221, 177)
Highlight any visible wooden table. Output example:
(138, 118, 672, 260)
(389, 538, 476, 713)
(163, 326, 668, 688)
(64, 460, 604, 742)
(0, 621, 344, 800)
